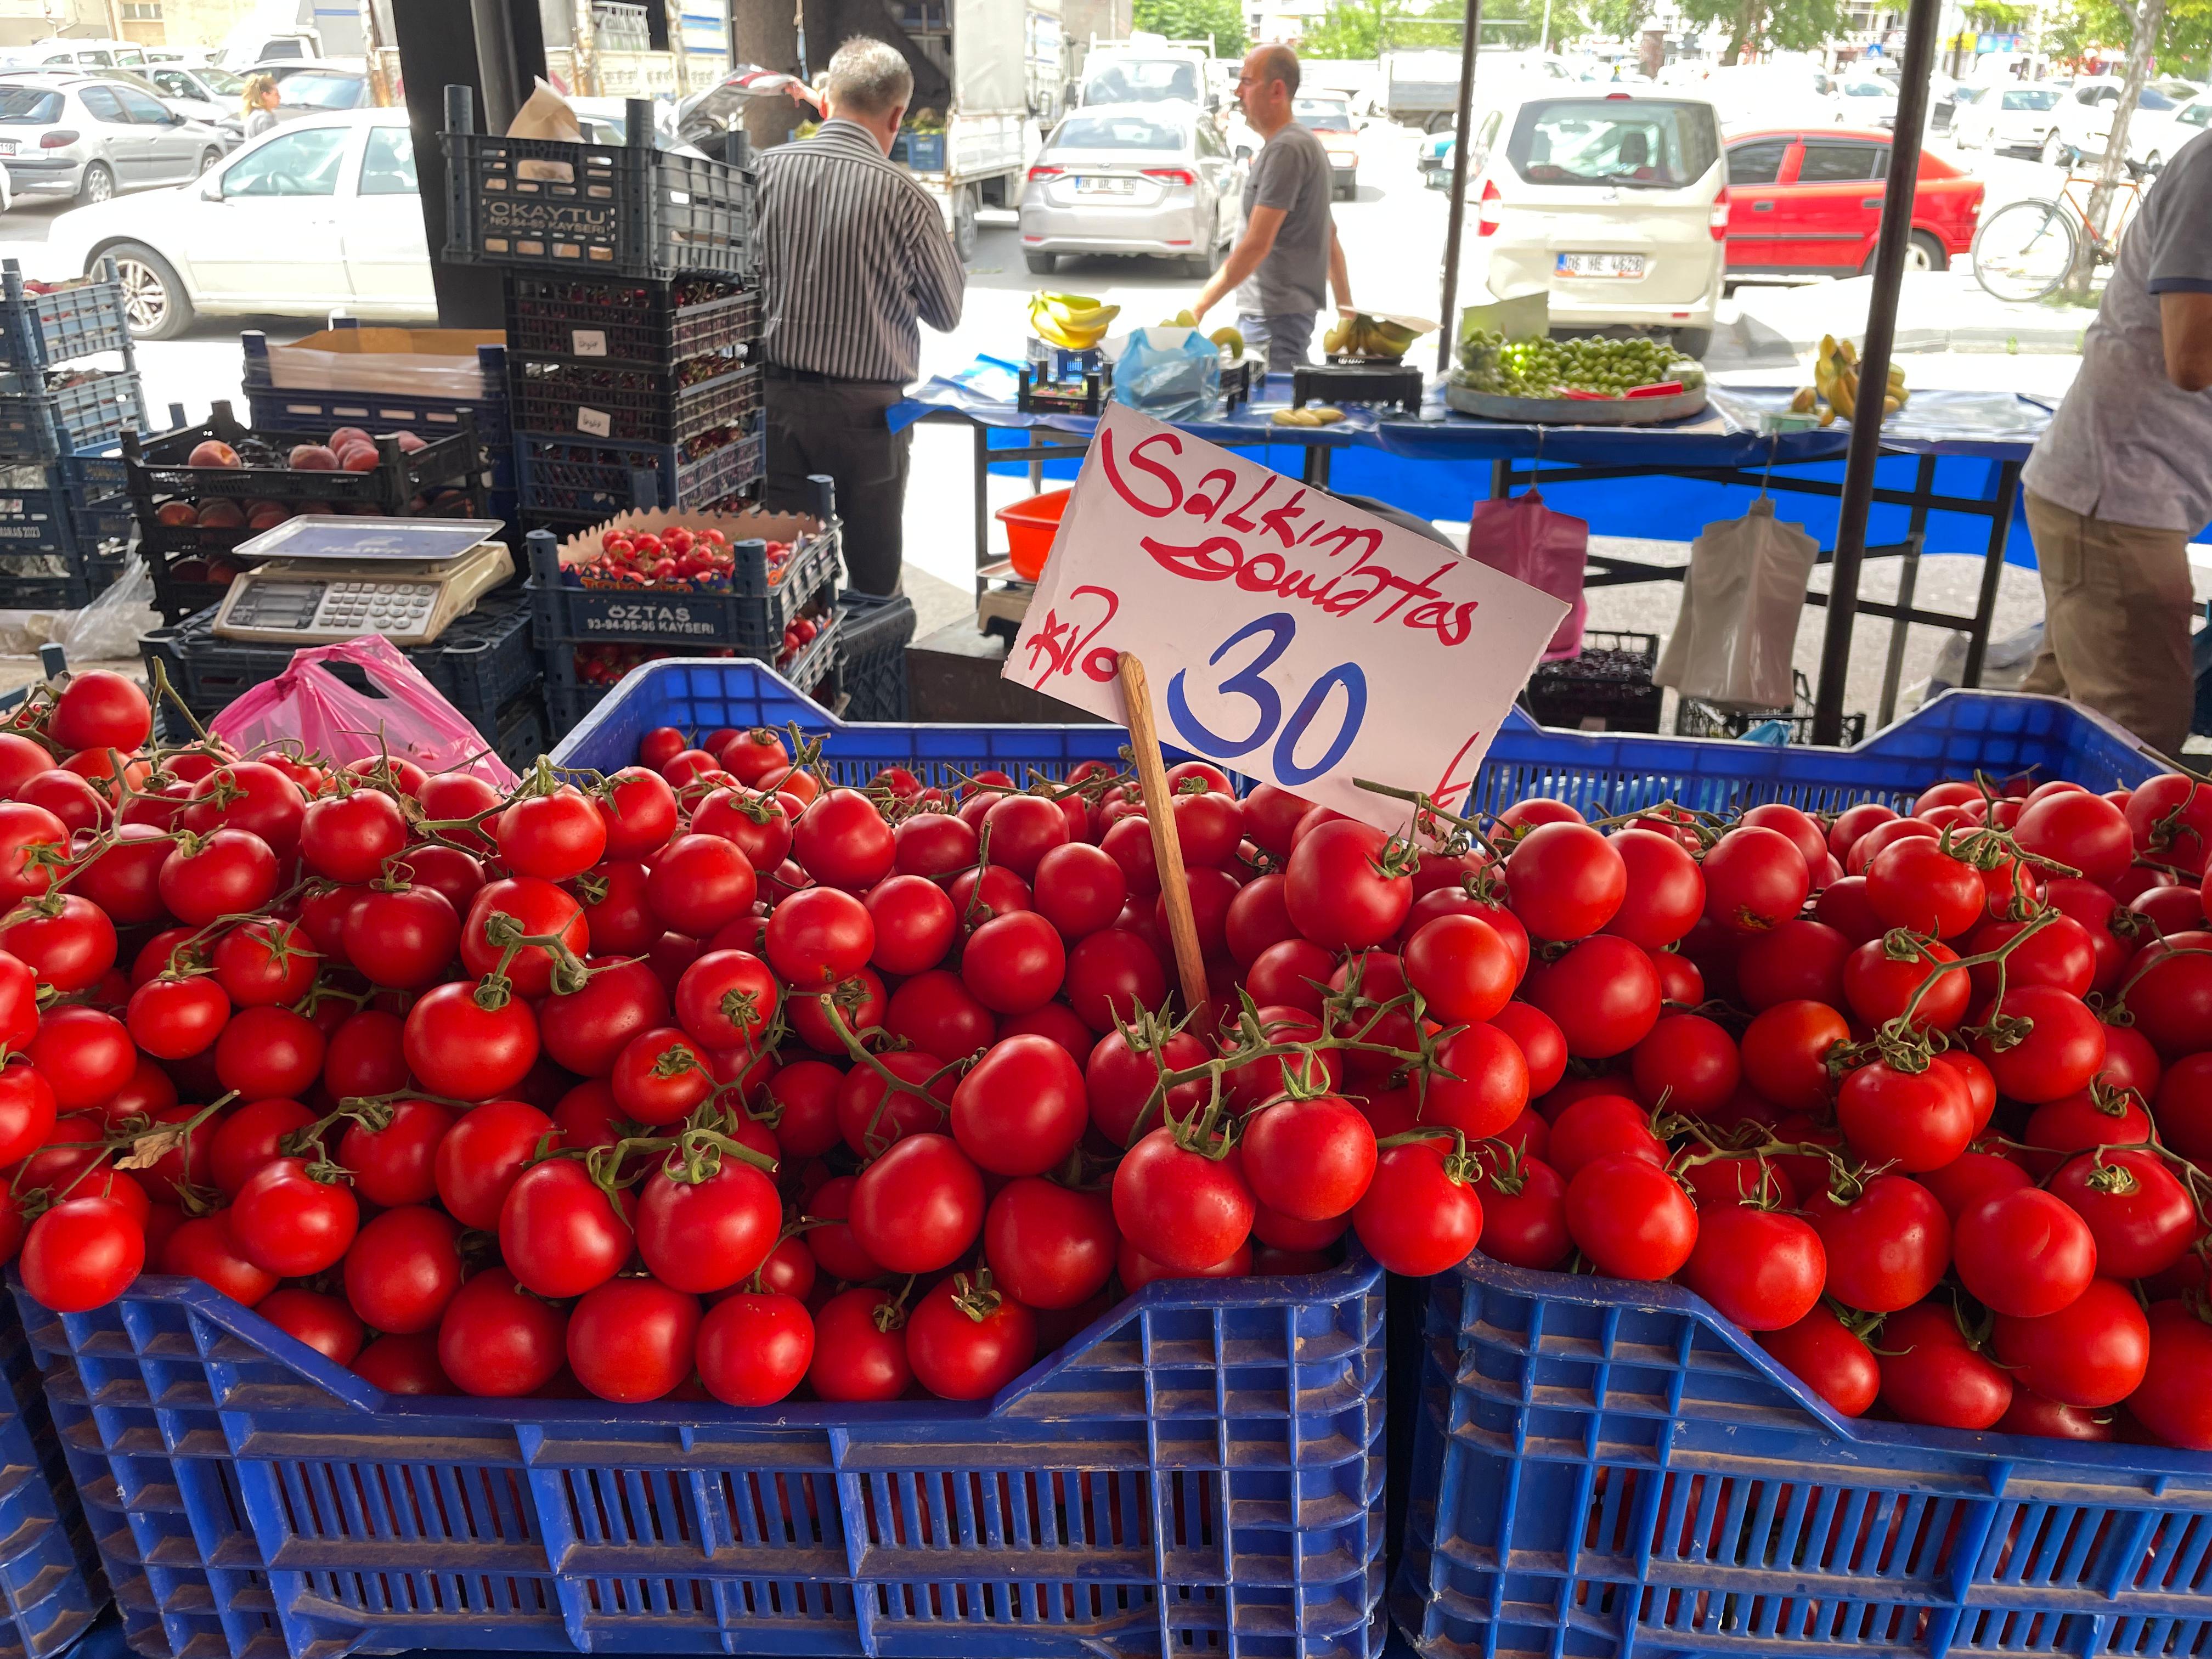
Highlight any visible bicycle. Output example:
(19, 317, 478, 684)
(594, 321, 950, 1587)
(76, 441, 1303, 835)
(1972, 165, 2147, 302)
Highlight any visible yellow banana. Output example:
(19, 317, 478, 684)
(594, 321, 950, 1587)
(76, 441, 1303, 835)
(1819, 333, 1839, 362)
(1832, 368, 1858, 420)
(1790, 387, 1816, 414)
(1840, 338, 1859, 366)
(1209, 326, 1244, 358)
(1271, 408, 1322, 426)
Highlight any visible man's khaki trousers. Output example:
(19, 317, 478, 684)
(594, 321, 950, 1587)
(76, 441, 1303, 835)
(2021, 490, 2195, 756)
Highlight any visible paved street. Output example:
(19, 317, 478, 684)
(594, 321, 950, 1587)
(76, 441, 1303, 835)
(0, 115, 2111, 730)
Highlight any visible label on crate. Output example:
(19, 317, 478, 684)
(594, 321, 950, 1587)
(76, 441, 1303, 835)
(589, 603, 710, 634)
(576, 406, 613, 438)
(1007, 404, 1568, 831)
(572, 329, 608, 358)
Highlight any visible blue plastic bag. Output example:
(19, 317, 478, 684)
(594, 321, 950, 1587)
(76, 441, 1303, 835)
(1111, 326, 1220, 421)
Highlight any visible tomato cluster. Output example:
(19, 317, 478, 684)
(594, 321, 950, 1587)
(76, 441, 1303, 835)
(572, 525, 780, 592)
(1, 668, 2207, 1441)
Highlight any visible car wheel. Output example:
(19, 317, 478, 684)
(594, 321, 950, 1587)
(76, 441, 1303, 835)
(198, 148, 221, 174)
(2040, 128, 2062, 165)
(2145, 150, 2164, 173)
(1338, 170, 1357, 200)
(76, 162, 114, 206)
(952, 184, 980, 263)
(1024, 251, 1056, 274)
(1671, 327, 1712, 359)
(106, 242, 193, 341)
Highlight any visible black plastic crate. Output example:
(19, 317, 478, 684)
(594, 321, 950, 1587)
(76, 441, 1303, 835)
(1677, 689, 1869, 747)
(0, 259, 136, 375)
(526, 513, 838, 652)
(545, 611, 840, 735)
(504, 274, 760, 365)
(509, 358, 760, 448)
(837, 588, 916, 721)
(0, 371, 146, 464)
(126, 402, 488, 624)
(1521, 630, 1663, 733)
(0, 543, 121, 610)
(442, 86, 755, 280)
(141, 583, 540, 724)
(514, 423, 762, 521)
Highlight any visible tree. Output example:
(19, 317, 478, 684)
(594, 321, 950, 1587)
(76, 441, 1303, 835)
(1295, 0, 1471, 58)
(1673, 0, 1849, 61)
(2066, 0, 2163, 299)
(1572, 0, 1654, 41)
(1133, 0, 1247, 56)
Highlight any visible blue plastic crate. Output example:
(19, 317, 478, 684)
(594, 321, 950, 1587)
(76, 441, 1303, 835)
(0, 261, 134, 375)
(0, 372, 146, 465)
(14, 1254, 1385, 1659)
(0, 1293, 104, 1659)
(1391, 1255, 2212, 1659)
(554, 658, 2164, 805)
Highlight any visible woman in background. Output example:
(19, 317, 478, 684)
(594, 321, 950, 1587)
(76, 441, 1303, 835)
(241, 75, 280, 139)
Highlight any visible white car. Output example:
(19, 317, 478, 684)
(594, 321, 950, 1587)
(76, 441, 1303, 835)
(1701, 62, 1837, 132)
(2055, 77, 2185, 168)
(1951, 83, 2064, 156)
(1832, 77, 1900, 128)
(1468, 92, 1726, 358)
(44, 108, 430, 340)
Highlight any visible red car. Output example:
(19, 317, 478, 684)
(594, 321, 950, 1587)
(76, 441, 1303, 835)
(1722, 129, 1983, 278)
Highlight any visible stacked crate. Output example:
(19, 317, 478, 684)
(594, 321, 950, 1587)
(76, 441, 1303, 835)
(441, 84, 765, 531)
(443, 83, 845, 729)
(0, 258, 149, 610)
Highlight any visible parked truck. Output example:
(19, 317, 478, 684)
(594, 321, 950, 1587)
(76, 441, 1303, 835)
(865, 0, 1030, 262)
(1383, 49, 1465, 131)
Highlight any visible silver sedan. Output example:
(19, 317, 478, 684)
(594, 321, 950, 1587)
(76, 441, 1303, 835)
(1018, 103, 1240, 278)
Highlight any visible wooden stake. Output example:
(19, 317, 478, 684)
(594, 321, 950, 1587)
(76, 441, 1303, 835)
(1117, 652, 1211, 1019)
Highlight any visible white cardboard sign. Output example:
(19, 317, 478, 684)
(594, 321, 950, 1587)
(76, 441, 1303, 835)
(1005, 405, 1569, 830)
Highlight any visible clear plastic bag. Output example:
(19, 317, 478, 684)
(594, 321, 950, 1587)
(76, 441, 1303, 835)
(1110, 326, 1221, 422)
(1465, 489, 1589, 661)
(211, 636, 519, 786)
(49, 562, 159, 662)
(1654, 497, 1817, 710)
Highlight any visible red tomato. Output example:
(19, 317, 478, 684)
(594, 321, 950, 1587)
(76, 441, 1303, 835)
(850, 1132, 985, 1272)
(1991, 1276, 2149, 1409)
(437, 1267, 567, 1397)
(1806, 1175, 1950, 1312)
(21, 1194, 142, 1311)
(1878, 1301, 2012, 1429)
(1681, 1203, 1826, 1330)
(950, 1033, 1088, 1177)
(984, 1178, 1117, 1310)
(1565, 1155, 1697, 1279)
(906, 1273, 1037, 1401)
(809, 1287, 911, 1402)
(1285, 820, 1410, 948)
(696, 1292, 814, 1406)
(1954, 1188, 2097, 1318)
(1757, 1304, 1880, 1416)
(566, 1277, 700, 1403)
(1506, 823, 1626, 942)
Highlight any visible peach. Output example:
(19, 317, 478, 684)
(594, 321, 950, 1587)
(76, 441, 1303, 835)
(289, 444, 340, 471)
(154, 501, 199, 527)
(195, 500, 246, 528)
(328, 426, 373, 451)
(205, 557, 242, 584)
(247, 507, 287, 530)
(187, 441, 241, 469)
(337, 445, 381, 473)
(387, 430, 427, 453)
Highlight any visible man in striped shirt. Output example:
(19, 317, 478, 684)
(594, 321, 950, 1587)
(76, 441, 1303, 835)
(756, 38, 966, 597)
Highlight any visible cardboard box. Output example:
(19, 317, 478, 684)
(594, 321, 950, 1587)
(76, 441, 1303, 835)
(551, 505, 826, 568)
(263, 328, 505, 400)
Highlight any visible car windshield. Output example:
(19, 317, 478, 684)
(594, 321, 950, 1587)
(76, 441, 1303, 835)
(1842, 81, 1891, 97)
(0, 88, 60, 122)
(1049, 113, 1186, 151)
(2002, 88, 2060, 110)
(1083, 59, 1200, 104)
(196, 67, 242, 95)
(2138, 86, 2178, 109)
(1295, 98, 1353, 131)
(1954, 86, 1985, 103)
(1506, 99, 1719, 187)
(278, 72, 360, 108)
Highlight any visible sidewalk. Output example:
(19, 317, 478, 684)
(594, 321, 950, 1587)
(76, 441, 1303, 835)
(1725, 269, 2098, 359)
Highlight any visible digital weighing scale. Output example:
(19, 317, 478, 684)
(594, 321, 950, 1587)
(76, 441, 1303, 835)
(211, 518, 514, 646)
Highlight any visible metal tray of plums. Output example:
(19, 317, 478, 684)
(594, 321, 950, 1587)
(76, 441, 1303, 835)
(1444, 379, 1709, 425)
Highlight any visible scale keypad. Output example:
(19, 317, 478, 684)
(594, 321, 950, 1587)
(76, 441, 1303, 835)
(313, 580, 436, 636)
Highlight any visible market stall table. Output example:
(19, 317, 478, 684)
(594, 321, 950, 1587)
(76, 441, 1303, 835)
(896, 367, 2054, 707)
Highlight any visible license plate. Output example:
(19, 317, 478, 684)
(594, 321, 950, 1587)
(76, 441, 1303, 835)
(1076, 176, 1135, 195)
(0, 143, 16, 158)
(1558, 252, 1645, 278)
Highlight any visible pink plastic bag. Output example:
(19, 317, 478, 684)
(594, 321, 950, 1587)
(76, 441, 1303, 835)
(1465, 489, 1589, 661)
(210, 636, 519, 787)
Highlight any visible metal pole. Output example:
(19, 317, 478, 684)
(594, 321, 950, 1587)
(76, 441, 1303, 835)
(1811, 0, 1941, 745)
(1435, 0, 1483, 377)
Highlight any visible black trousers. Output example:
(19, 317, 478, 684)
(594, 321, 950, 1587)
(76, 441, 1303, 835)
(763, 374, 911, 596)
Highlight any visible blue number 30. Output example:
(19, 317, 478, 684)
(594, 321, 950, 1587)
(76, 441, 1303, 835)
(1165, 612, 1368, 788)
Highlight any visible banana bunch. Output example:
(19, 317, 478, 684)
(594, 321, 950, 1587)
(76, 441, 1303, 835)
(1152, 311, 1245, 359)
(1322, 313, 1421, 359)
(1272, 405, 1345, 427)
(1030, 291, 1120, 351)
(1792, 334, 1908, 426)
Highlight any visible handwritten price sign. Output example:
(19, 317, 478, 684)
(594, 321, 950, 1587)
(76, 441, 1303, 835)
(1006, 405, 1570, 830)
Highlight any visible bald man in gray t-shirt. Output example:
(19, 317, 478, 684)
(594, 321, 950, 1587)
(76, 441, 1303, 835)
(2017, 129, 2212, 753)
(1192, 44, 1351, 371)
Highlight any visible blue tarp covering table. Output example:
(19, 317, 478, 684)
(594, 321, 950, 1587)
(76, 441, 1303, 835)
(895, 366, 2049, 571)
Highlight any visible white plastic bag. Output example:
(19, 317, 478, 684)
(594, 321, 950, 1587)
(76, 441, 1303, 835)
(50, 561, 159, 662)
(1654, 497, 1816, 710)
